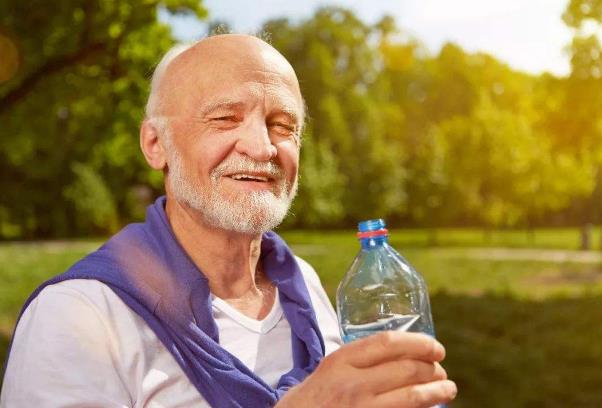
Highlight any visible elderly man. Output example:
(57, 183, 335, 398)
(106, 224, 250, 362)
(1, 35, 456, 407)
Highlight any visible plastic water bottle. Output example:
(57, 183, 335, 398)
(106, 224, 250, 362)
(336, 219, 435, 343)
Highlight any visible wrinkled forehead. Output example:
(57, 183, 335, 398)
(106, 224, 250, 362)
(157, 36, 304, 119)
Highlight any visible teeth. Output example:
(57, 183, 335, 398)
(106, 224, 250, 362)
(231, 174, 268, 182)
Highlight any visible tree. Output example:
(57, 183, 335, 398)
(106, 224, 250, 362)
(2, 4, 600, 237)
(561, 0, 602, 247)
(393, 41, 541, 230)
(264, 8, 406, 227)
(0, 0, 206, 238)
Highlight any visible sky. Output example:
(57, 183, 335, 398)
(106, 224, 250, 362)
(160, 0, 574, 76)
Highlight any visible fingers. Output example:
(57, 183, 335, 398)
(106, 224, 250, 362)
(373, 379, 458, 408)
(367, 360, 447, 395)
(278, 337, 454, 408)
(345, 331, 445, 368)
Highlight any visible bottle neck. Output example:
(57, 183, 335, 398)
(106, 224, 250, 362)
(359, 235, 389, 249)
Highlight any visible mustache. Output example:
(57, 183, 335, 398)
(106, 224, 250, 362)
(211, 156, 285, 180)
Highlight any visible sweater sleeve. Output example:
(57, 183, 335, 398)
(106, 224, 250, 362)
(1, 283, 133, 408)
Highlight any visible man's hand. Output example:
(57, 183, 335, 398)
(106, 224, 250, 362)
(276, 332, 457, 408)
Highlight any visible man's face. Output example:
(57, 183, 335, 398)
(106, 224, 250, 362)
(156, 36, 303, 234)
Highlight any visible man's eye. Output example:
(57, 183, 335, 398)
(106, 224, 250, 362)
(212, 116, 237, 122)
(270, 123, 296, 134)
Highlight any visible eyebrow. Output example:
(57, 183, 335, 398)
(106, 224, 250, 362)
(270, 95, 303, 125)
(200, 100, 245, 117)
(272, 106, 301, 126)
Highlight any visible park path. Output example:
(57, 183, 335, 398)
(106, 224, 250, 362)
(291, 244, 602, 264)
(451, 248, 602, 263)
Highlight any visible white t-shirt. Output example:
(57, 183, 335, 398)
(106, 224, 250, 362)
(1, 257, 342, 407)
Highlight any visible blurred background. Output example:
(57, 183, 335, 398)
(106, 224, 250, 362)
(1, 0, 602, 406)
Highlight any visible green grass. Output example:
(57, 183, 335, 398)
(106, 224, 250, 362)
(282, 228, 602, 407)
(283, 226, 602, 249)
(2, 228, 602, 406)
(282, 229, 602, 300)
(0, 241, 102, 334)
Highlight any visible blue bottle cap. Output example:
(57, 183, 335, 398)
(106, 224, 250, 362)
(358, 219, 386, 232)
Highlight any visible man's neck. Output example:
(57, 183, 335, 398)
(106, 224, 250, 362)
(165, 196, 275, 319)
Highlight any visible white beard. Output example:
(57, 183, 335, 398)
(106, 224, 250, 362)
(164, 138, 297, 235)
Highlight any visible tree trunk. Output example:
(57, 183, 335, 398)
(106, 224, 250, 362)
(483, 228, 492, 245)
(525, 227, 535, 246)
(428, 228, 438, 246)
(580, 224, 592, 250)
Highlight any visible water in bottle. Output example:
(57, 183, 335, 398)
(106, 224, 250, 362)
(336, 219, 435, 343)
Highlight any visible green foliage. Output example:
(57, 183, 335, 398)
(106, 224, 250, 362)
(422, 94, 595, 228)
(0, 0, 206, 238)
(287, 130, 346, 227)
(264, 9, 406, 225)
(563, 0, 602, 29)
(557, 0, 602, 224)
(1, 3, 602, 237)
(63, 162, 119, 233)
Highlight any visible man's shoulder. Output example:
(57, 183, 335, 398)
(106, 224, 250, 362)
(11, 281, 125, 359)
(3, 282, 153, 406)
(293, 255, 332, 307)
(34, 279, 124, 310)
(294, 256, 322, 287)
(20, 279, 141, 335)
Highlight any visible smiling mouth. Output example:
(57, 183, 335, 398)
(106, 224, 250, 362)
(226, 173, 273, 183)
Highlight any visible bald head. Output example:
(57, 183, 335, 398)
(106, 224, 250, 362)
(145, 34, 304, 126)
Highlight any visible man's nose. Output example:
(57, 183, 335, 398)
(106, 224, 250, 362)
(234, 119, 277, 162)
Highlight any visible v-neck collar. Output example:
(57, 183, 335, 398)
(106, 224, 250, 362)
(212, 288, 283, 334)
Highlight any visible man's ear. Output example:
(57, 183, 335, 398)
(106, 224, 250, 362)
(140, 120, 167, 170)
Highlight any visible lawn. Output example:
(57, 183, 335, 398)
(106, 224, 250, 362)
(1, 227, 602, 406)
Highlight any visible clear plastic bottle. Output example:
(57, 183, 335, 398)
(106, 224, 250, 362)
(336, 219, 435, 343)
